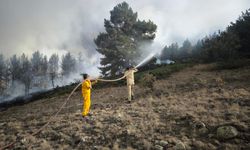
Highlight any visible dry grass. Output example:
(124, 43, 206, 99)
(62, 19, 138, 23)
(0, 64, 249, 149)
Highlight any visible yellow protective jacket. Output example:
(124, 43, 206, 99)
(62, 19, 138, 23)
(82, 79, 91, 95)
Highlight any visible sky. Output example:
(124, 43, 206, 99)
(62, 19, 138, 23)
(0, 0, 250, 61)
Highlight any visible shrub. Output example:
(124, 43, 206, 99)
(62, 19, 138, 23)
(138, 73, 156, 90)
(216, 59, 250, 70)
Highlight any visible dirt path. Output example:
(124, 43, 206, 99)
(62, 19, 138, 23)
(0, 64, 249, 149)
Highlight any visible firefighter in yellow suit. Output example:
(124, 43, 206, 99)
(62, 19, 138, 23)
(81, 74, 97, 117)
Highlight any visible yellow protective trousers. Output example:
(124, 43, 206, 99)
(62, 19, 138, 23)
(82, 92, 91, 117)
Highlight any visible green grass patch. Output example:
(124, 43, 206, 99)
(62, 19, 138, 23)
(135, 63, 193, 80)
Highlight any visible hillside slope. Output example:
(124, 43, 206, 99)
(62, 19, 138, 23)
(0, 64, 250, 149)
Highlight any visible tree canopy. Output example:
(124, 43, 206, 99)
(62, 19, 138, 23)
(160, 8, 250, 63)
(95, 2, 157, 76)
(61, 52, 76, 76)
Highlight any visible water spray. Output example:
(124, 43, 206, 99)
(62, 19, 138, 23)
(135, 41, 164, 69)
(135, 52, 156, 68)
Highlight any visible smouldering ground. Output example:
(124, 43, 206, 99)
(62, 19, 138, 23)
(0, 64, 250, 149)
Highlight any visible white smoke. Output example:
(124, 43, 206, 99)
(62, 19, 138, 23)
(0, 0, 249, 57)
(0, 0, 249, 102)
(135, 41, 164, 68)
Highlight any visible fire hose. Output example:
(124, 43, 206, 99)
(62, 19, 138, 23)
(96, 74, 126, 82)
(0, 74, 128, 150)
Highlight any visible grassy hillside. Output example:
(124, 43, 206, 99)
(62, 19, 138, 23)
(0, 63, 249, 149)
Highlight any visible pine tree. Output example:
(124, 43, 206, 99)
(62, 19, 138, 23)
(95, 2, 157, 76)
(61, 52, 76, 76)
(9, 54, 21, 84)
(48, 54, 59, 88)
(228, 9, 250, 57)
(0, 54, 7, 94)
(20, 54, 32, 95)
(31, 51, 43, 76)
(179, 39, 192, 61)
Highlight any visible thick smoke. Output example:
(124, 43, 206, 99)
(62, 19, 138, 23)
(0, 50, 100, 102)
(0, 0, 249, 101)
(0, 0, 249, 57)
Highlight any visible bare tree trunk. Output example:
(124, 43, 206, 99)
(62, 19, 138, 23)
(50, 73, 55, 88)
(52, 77, 54, 88)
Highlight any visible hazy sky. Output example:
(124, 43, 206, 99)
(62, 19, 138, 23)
(0, 0, 249, 60)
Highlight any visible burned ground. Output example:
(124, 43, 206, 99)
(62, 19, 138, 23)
(0, 64, 250, 150)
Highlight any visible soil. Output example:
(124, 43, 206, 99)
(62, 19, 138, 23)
(0, 64, 250, 150)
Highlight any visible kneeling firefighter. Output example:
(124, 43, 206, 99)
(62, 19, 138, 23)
(124, 66, 138, 102)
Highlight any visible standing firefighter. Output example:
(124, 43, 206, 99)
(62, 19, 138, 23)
(81, 74, 97, 118)
(124, 66, 138, 102)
